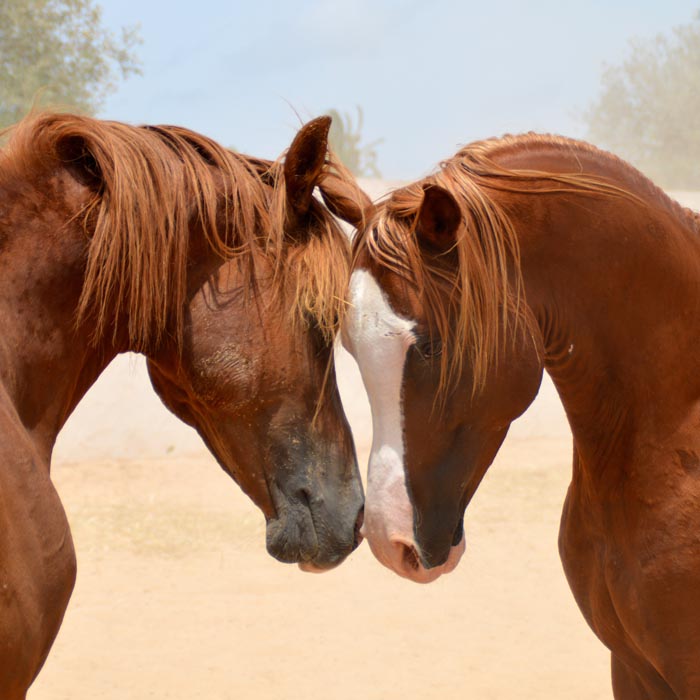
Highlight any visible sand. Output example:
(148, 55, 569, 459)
(31, 436, 611, 700)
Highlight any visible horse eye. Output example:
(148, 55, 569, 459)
(415, 336, 443, 360)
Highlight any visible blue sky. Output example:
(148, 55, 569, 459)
(99, 0, 698, 179)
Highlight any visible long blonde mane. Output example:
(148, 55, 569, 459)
(355, 133, 660, 397)
(0, 113, 350, 351)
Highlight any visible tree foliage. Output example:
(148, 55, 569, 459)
(0, 0, 141, 128)
(326, 106, 382, 178)
(584, 12, 700, 189)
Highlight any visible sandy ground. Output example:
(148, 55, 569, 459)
(30, 186, 700, 700)
(32, 437, 611, 700)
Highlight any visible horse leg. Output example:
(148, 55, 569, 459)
(612, 655, 652, 699)
(611, 655, 677, 700)
(0, 462, 77, 698)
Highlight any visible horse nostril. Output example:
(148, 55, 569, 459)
(394, 541, 422, 572)
(353, 507, 364, 548)
(295, 487, 312, 509)
(452, 519, 464, 546)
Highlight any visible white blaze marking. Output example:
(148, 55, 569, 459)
(343, 269, 416, 558)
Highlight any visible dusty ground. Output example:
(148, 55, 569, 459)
(31, 436, 611, 700)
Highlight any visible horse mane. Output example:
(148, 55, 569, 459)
(356, 132, 694, 397)
(462, 133, 700, 229)
(0, 112, 350, 351)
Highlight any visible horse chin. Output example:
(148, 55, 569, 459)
(368, 534, 466, 584)
(264, 500, 364, 571)
(297, 527, 364, 574)
(297, 560, 338, 574)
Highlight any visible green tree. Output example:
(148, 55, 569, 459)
(584, 12, 700, 189)
(0, 0, 141, 128)
(326, 106, 382, 178)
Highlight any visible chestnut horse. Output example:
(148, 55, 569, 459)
(0, 112, 365, 698)
(345, 134, 700, 698)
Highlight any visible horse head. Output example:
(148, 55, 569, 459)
(147, 118, 370, 571)
(344, 181, 542, 582)
(44, 114, 368, 570)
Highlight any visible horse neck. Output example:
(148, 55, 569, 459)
(499, 154, 700, 483)
(0, 173, 121, 465)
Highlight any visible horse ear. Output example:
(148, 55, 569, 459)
(284, 116, 331, 220)
(54, 134, 102, 190)
(318, 171, 374, 230)
(416, 184, 461, 252)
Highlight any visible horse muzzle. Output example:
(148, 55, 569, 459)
(362, 507, 466, 583)
(265, 474, 364, 571)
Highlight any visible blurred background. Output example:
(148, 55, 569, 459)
(4, 1, 699, 698)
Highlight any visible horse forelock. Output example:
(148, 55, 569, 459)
(0, 112, 350, 352)
(354, 168, 522, 402)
